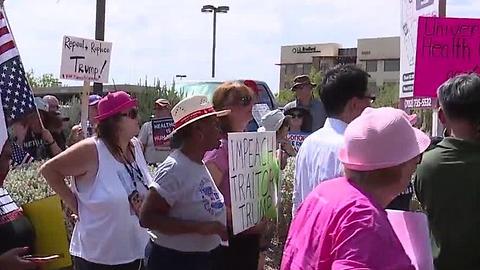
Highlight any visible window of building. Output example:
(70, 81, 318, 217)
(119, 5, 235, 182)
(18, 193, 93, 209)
(365, 60, 378, 72)
(286, 65, 296, 75)
(303, 63, 312, 74)
(384, 59, 400, 72)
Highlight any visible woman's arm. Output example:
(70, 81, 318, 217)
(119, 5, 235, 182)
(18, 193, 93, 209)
(139, 188, 227, 240)
(40, 139, 97, 214)
(206, 162, 224, 187)
(41, 129, 62, 156)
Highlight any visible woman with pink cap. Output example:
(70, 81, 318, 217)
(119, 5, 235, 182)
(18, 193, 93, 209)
(41, 91, 151, 270)
(281, 107, 430, 270)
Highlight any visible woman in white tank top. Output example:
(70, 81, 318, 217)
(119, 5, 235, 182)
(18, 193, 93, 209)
(41, 91, 151, 270)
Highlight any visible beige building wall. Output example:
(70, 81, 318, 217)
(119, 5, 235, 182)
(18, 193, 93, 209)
(357, 36, 400, 88)
(278, 43, 340, 90)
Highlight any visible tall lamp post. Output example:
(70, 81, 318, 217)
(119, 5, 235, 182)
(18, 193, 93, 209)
(201, 5, 229, 78)
(93, 0, 106, 95)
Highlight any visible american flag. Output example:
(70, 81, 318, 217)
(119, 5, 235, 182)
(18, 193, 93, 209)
(0, 9, 36, 123)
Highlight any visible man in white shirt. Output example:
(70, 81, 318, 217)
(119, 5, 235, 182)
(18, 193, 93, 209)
(292, 64, 374, 215)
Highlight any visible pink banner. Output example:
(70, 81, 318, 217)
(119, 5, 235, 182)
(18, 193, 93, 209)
(414, 16, 480, 97)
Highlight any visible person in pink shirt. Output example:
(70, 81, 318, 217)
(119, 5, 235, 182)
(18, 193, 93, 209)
(281, 107, 430, 270)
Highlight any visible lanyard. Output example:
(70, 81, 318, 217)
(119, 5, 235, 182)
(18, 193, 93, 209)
(121, 147, 148, 190)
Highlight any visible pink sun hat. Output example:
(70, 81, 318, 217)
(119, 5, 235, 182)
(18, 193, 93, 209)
(95, 91, 137, 122)
(338, 107, 430, 171)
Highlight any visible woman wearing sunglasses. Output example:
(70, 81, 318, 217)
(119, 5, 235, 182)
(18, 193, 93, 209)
(41, 91, 151, 270)
(204, 82, 265, 270)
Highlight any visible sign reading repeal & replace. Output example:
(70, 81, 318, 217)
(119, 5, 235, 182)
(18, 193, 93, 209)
(228, 132, 277, 235)
(60, 36, 112, 83)
(414, 16, 480, 97)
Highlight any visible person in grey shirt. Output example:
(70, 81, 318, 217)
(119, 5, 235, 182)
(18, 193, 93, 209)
(283, 75, 327, 131)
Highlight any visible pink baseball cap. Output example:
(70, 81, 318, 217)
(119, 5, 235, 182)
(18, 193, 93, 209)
(339, 107, 430, 171)
(95, 91, 137, 122)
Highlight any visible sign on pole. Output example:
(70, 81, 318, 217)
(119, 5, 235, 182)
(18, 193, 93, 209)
(414, 16, 480, 97)
(228, 132, 277, 235)
(60, 35, 112, 83)
(399, 0, 443, 109)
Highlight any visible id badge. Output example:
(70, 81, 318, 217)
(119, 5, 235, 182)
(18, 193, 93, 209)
(128, 190, 144, 217)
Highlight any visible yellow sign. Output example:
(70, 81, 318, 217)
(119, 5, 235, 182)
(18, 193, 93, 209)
(22, 195, 72, 270)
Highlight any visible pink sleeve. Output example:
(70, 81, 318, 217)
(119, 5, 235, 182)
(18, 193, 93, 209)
(203, 142, 229, 175)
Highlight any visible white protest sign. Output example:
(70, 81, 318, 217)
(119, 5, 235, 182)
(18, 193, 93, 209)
(228, 131, 277, 235)
(387, 210, 434, 270)
(60, 35, 112, 83)
(252, 103, 270, 126)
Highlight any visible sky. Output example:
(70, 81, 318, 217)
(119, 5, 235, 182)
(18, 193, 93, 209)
(4, 0, 480, 92)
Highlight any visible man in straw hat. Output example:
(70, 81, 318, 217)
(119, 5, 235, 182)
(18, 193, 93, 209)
(139, 95, 229, 269)
(282, 107, 430, 270)
(415, 73, 480, 269)
(283, 74, 327, 132)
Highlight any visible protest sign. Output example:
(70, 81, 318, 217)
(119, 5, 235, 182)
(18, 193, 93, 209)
(414, 16, 480, 97)
(228, 132, 277, 235)
(152, 118, 174, 149)
(387, 210, 434, 270)
(400, 0, 440, 99)
(252, 103, 270, 126)
(22, 195, 72, 270)
(60, 35, 112, 83)
(287, 132, 309, 152)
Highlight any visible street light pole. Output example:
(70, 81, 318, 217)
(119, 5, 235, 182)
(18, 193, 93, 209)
(212, 10, 216, 78)
(93, 0, 106, 95)
(202, 5, 229, 78)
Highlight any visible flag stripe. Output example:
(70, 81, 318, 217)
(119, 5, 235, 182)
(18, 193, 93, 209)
(0, 27, 9, 38)
(0, 41, 15, 56)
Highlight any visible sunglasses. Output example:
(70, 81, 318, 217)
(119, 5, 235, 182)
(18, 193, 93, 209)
(238, 96, 252, 106)
(121, 108, 138, 119)
(291, 113, 304, 119)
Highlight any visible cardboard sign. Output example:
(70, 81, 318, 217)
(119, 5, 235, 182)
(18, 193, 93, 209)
(400, 0, 440, 99)
(22, 195, 72, 270)
(152, 118, 174, 149)
(60, 35, 112, 83)
(287, 132, 309, 152)
(228, 132, 277, 235)
(387, 210, 434, 270)
(414, 16, 480, 97)
(252, 103, 270, 126)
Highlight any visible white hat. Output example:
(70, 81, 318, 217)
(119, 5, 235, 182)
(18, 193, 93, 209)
(166, 95, 230, 139)
(258, 109, 285, 132)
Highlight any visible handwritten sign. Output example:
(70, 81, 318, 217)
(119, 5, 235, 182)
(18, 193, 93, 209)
(387, 210, 434, 270)
(415, 16, 480, 97)
(152, 118, 174, 149)
(400, 0, 440, 99)
(60, 35, 112, 83)
(228, 132, 277, 235)
(287, 132, 309, 152)
(252, 103, 270, 126)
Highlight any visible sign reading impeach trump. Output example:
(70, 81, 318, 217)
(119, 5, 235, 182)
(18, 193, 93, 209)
(228, 132, 277, 235)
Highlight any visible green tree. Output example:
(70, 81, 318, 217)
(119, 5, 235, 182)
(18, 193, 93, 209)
(26, 70, 61, 88)
(374, 82, 399, 108)
(133, 78, 184, 124)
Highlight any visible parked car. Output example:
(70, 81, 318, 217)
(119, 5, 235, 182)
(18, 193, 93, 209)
(175, 80, 278, 131)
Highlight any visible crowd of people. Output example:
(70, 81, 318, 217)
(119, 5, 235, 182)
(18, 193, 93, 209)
(0, 63, 479, 270)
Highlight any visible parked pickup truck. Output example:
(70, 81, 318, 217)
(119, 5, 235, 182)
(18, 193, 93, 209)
(175, 80, 278, 131)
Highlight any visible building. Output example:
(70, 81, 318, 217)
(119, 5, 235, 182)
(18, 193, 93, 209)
(356, 36, 400, 89)
(277, 43, 357, 90)
(278, 36, 400, 91)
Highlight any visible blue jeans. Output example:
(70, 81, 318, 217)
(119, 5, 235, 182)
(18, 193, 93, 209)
(145, 241, 212, 270)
